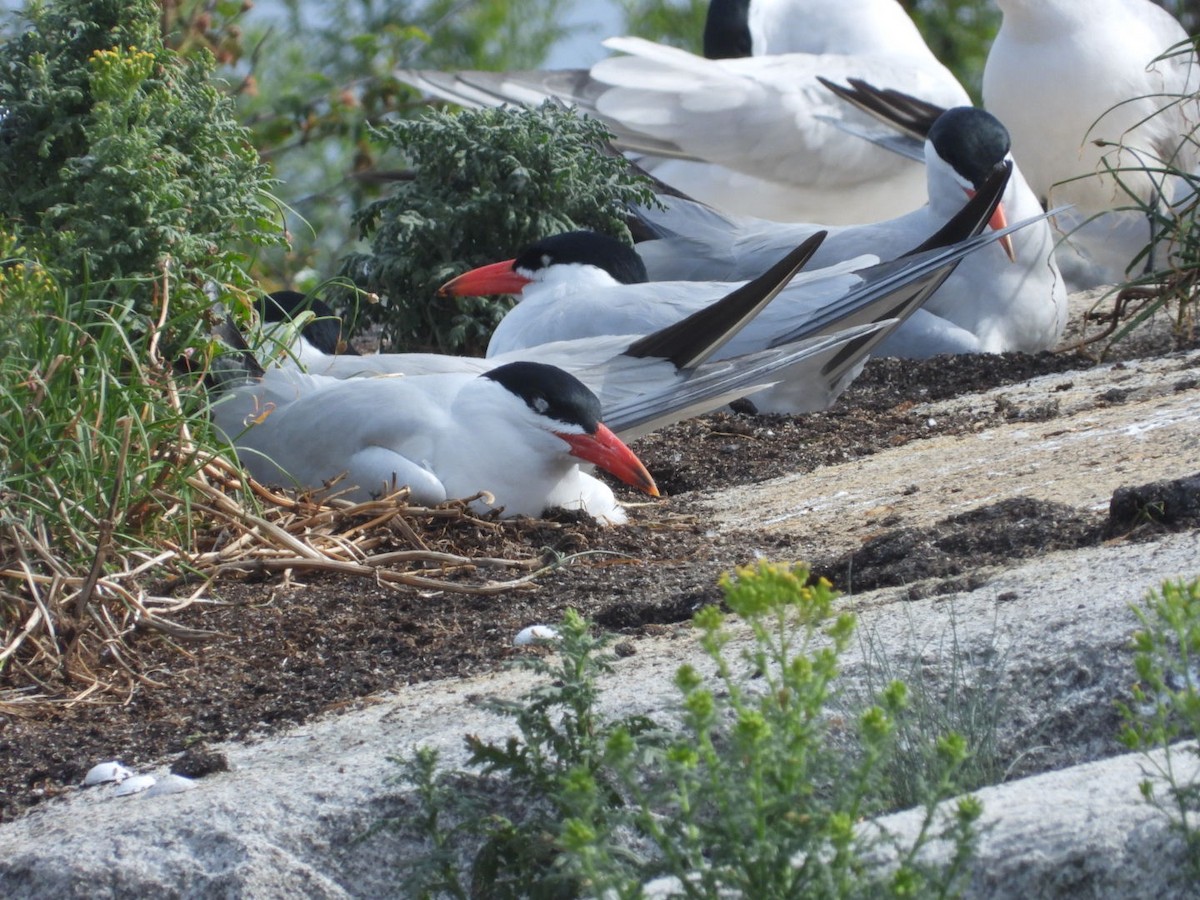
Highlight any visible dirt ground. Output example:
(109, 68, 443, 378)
(1, 325, 1197, 824)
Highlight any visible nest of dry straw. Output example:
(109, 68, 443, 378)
(0, 463, 555, 711)
(0, 284, 555, 711)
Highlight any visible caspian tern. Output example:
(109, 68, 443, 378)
(635, 83, 1068, 357)
(983, 0, 1200, 287)
(395, 1, 969, 223)
(252, 236, 829, 415)
(439, 166, 1041, 410)
(249, 240, 907, 426)
(212, 360, 659, 522)
(214, 238, 902, 521)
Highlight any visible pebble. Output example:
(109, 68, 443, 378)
(514, 625, 560, 646)
(82, 762, 132, 786)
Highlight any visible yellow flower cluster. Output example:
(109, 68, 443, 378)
(88, 45, 155, 68)
(0, 232, 59, 303)
(88, 46, 157, 100)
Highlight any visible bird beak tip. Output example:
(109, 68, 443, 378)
(1001, 234, 1017, 263)
(988, 202, 1016, 262)
(562, 425, 660, 499)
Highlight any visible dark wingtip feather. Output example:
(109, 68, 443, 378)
(818, 77, 947, 142)
(624, 231, 827, 369)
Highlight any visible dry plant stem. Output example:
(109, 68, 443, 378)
(176, 467, 542, 586)
(1057, 284, 1168, 353)
(75, 416, 133, 620)
(0, 524, 62, 664)
(201, 556, 543, 593)
(1, 268, 572, 706)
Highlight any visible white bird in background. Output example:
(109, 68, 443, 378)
(394, 0, 969, 223)
(636, 84, 1068, 357)
(704, 0, 945, 59)
(439, 168, 1043, 410)
(215, 240, 900, 521)
(983, 0, 1200, 288)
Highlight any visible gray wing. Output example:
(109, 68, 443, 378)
(605, 322, 890, 440)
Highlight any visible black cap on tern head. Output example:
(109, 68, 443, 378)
(928, 107, 1012, 189)
(483, 361, 602, 434)
(514, 231, 649, 285)
(704, 0, 753, 59)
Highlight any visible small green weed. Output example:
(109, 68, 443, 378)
(852, 605, 1022, 812)
(1119, 576, 1200, 877)
(392, 563, 981, 898)
(392, 608, 658, 899)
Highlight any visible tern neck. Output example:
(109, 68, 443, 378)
(995, 0, 1092, 32)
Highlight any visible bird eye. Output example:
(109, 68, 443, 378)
(540, 254, 552, 269)
(532, 396, 549, 414)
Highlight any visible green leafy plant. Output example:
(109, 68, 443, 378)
(391, 608, 656, 898)
(341, 102, 659, 353)
(0, 0, 283, 336)
(1119, 576, 1200, 878)
(392, 563, 982, 897)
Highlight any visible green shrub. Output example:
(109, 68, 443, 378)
(392, 563, 981, 897)
(340, 102, 659, 354)
(0, 0, 283, 337)
(0, 0, 283, 695)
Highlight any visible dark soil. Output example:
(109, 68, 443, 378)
(0, 345, 1194, 823)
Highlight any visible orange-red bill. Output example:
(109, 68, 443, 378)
(966, 190, 1016, 262)
(557, 423, 660, 497)
(437, 259, 532, 297)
